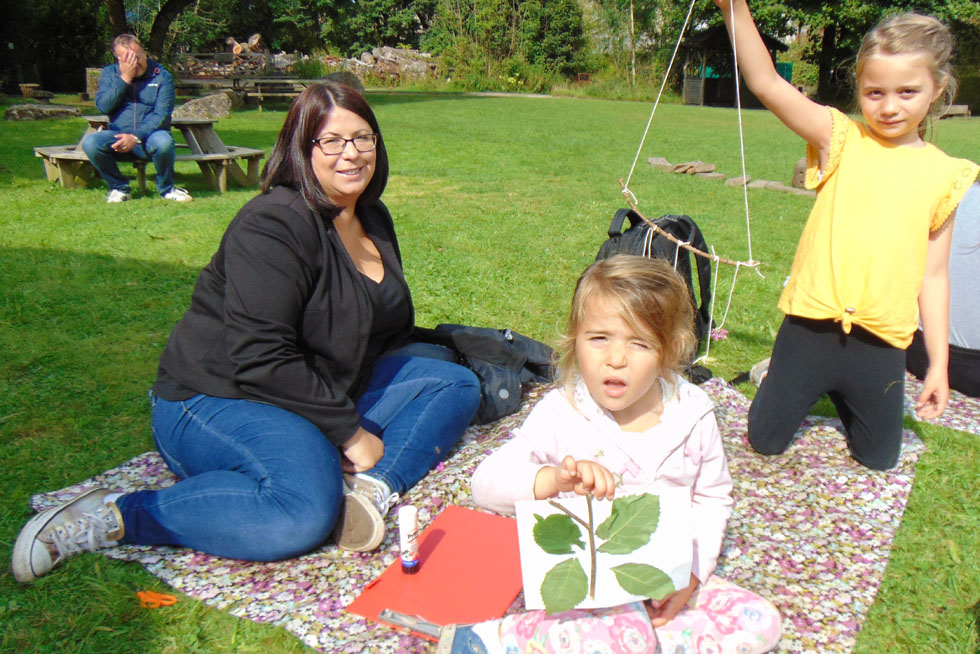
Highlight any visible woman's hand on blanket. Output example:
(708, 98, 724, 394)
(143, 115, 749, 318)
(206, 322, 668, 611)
(915, 367, 949, 420)
(555, 456, 616, 500)
(645, 573, 700, 627)
(341, 428, 384, 473)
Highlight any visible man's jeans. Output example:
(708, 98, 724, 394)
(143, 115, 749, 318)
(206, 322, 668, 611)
(81, 129, 177, 196)
(115, 353, 480, 560)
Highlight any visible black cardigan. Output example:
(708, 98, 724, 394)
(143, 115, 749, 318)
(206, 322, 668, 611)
(154, 185, 415, 446)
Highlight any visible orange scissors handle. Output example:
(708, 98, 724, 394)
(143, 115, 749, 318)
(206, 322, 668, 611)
(137, 589, 178, 608)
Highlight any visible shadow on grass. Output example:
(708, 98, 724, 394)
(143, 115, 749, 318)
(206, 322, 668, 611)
(0, 245, 195, 474)
(0, 245, 314, 653)
(0, 245, 205, 652)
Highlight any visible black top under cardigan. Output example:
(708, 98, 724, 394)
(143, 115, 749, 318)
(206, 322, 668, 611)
(154, 185, 414, 446)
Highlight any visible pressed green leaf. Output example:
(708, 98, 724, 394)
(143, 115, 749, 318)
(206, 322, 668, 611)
(595, 493, 660, 555)
(540, 558, 589, 614)
(611, 563, 676, 600)
(533, 513, 585, 554)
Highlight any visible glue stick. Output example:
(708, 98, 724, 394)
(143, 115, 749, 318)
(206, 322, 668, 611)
(398, 505, 420, 574)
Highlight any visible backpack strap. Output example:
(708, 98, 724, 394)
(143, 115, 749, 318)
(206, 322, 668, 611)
(607, 208, 644, 238)
(676, 215, 714, 336)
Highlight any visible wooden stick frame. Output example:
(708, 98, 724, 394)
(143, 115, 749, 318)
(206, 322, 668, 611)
(619, 179, 760, 269)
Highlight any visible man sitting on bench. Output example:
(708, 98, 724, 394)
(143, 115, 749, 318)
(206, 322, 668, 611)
(82, 34, 192, 203)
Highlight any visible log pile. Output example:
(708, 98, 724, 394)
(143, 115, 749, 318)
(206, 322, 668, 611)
(174, 39, 438, 83)
(174, 51, 272, 78)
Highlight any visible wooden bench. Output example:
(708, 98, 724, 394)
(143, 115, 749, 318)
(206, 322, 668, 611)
(34, 144, 265, 194)
(941, 104, 972, 119)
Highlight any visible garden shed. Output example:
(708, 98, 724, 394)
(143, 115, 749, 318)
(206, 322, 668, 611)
(682, 25, 790, 108)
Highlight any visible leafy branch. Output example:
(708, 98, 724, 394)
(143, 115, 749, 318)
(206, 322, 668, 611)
(533, 492, 675, 614)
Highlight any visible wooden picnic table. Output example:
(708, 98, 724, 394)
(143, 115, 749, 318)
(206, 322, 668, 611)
(174, 77, 318, 110)
(35, 115, 266, 194)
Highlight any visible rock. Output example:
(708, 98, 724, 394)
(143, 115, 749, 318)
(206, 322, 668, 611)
(647, 156, 673, 172)
(792, 156, 807, 188)
(370, 46, 436, 78)
(324, 71, 364, 94)
(4, 103, 82, 121)
(672, 161, 716, 174)
(768, 183, 816, 197)
(694, 172, 726, 180)
(32, 90, 55, 104)
(172, 91, 236, 120)
(725, 176, 751, 187)
(360, 52, 375, 66)
(86, 68, 102, 97)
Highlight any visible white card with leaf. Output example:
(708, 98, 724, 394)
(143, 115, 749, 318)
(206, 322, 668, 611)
(515, 487, 692, 614)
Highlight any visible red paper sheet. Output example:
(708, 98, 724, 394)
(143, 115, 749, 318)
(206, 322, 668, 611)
(346, 505, 522, 641)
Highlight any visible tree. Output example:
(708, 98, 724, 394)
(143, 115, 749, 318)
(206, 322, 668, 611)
(104, 0, 197, 56)
(524, 0, 587, 76)
(754, 0, 980, 103)
(0, 0, 109, 92)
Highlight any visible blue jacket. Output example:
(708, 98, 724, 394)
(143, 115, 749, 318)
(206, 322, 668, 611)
(95, 57, 174, 142)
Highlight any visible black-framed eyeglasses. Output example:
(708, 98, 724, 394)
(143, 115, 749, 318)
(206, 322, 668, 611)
(311, 133, 378, 155)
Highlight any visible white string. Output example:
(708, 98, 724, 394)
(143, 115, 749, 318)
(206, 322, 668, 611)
(714, 261, 743, 331)
(622, 0, 699, 193)
(728, 1, 754, 263)
(694, 246, 724, 365)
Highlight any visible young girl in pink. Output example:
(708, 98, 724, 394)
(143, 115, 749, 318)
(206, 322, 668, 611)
(714, 2, 979, 469)
(457, 256, 781, 654)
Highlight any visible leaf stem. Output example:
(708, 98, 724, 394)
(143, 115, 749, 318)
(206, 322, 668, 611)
(547, 499, 589, 530)
(545, 496, 598, 600)
(587, 494, 596, 599)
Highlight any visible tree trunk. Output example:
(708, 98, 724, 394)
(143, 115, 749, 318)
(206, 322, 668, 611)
(629, 0, 636, 87)
(147, 0, 196, 57)
(815, 22, 837, 104)
(105, 0, 129, 37)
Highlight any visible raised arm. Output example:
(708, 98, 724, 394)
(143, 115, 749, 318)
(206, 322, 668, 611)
(713, 0, 832, 162)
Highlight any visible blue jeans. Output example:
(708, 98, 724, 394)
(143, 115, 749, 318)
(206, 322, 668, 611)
(80, 129, 177, 195)
(116, 353, 480, 560)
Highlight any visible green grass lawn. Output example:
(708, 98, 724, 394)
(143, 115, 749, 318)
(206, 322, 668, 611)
(1, 91, 978, 653)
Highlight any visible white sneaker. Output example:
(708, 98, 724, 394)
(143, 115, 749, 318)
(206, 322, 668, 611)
(106, 189, 131, 203)
(11, 488, 124, 583)
(335, 474, 400, 552)
(162, 187, 193, 202)
(750, 357, 771, 387)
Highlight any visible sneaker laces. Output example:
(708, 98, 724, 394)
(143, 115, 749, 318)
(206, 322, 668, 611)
(356, 477, 400, 517)
(44, 506, 121, 558)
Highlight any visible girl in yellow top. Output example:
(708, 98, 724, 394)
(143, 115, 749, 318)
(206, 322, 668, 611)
(714, 2, 979, 469)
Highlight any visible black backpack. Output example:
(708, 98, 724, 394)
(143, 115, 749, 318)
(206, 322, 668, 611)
(411, 324, 554, 424)
(596, 209, 713, 349)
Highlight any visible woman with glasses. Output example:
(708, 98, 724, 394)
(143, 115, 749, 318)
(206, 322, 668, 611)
(12, 82, 481, 582)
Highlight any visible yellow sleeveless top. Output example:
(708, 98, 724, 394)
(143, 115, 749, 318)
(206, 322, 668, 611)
(777, 107, 979, 348)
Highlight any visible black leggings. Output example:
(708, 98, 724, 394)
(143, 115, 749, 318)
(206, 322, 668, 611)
(748, 316, 906, 470)
(906, 329, 980, 398)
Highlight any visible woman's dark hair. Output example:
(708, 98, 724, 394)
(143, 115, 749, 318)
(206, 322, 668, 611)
(261, 81, 389, 217)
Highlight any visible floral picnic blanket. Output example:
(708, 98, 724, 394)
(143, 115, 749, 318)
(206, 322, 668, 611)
(903, 371, 980, 436)
(31, 378, 924, 654)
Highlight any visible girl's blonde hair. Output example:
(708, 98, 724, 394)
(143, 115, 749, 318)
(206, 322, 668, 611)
(856, 13, 957, 134)
(554, 255, 697, 394)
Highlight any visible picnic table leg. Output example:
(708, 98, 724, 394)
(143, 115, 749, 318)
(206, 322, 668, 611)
(133, 162, 148, 195)
(38, 155, 62, 184)
(245, 156, 262, 186)
(58, 160, 95, 190)
(216, 161, 229, 193)
(226, 160, 250, 188)
(195, 160, 218, 190)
